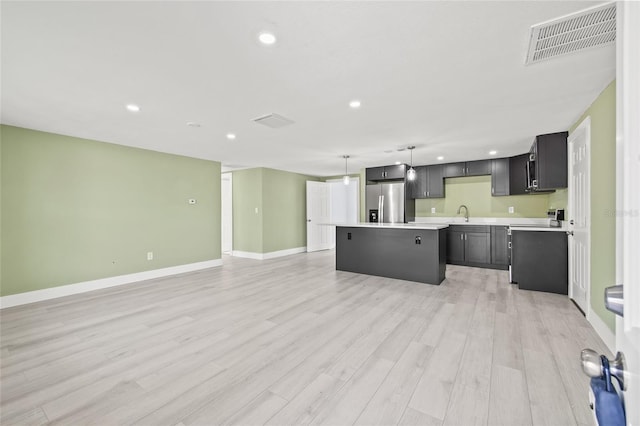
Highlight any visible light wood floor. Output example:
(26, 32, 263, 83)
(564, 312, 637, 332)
(1, 250, 609, 426)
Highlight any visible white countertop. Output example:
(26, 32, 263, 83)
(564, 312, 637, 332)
(331, 222, 448, 230)
(413, 216, 551, 226)
(510, 224, 568, 232)
(412, 216, 568, 232)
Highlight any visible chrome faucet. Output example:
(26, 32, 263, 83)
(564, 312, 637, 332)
(457, 204, 469, 222)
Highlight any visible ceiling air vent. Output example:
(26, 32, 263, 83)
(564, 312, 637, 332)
(525, 2, 616, 65)
(252, 113, 294, 128)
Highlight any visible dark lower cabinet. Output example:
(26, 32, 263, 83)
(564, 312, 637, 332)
(336, 226, 446, 285)
(446, 226, 490, 267)
(446, 229, 465, 263)
(511, 230, 568, 294)
(490, 226, 509, 268)
(447, 225, 508, 270)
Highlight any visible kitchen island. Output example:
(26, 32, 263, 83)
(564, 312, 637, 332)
(335, 223, 448, 285)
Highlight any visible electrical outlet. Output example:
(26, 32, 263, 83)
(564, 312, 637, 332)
(431, 207, 436, 214)
(147, 251, 153, 260)
(255, 207, 259, 214)
(508, 206, 515, 214)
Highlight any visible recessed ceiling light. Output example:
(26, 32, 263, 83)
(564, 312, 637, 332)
(258, 32, 276, 45)
(186, 121, 201, 127)
(126, 104, 140, 112)
(437, 156, 444, 161)
(226, 133, 236, 140)
(349, 100, 361, 109)
(489, 150, 498, 155)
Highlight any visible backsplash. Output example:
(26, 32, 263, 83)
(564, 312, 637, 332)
(415, 176, 554, 218)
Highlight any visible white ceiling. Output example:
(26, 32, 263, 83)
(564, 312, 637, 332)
(1, 1, 615, 177)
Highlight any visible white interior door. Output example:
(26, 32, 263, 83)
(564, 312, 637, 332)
(616, 3, 640, 423)
(221, 173, 233, 254)
(568, 117, 590, 314)
(306, 181, 331, 252)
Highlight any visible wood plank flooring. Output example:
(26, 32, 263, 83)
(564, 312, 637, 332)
(0, 250, 610, 425)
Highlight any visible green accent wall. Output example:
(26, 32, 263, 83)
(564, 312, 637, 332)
(415, 176, 551, 218)
(232, 167, 318, 254)
(570, 80, 616, 332)
(548, 188, 568, 211)
(231, 168, 264, 254)
(1, 125, 221, 297)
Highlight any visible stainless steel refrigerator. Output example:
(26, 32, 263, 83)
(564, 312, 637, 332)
(366, 182, 406, 223)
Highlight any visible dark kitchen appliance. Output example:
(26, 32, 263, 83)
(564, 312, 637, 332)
(369, 209, 379, 222)
(548, 208, 565, 227)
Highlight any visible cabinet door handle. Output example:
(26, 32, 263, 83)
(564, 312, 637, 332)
(427, 191, 430, 197)
(460, 234, 463, 240)
(465, 234, 467, 241)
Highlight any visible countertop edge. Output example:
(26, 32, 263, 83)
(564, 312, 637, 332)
(329, 223, 449, 230)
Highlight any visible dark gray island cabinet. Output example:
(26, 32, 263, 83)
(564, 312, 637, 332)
(335, 224, 447, 285)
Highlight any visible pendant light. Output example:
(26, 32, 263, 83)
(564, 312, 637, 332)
(407, 146, 416, 181)
(342, 155, 350, 185)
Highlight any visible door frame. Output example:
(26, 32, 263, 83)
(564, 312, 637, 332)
(567, 116, 591, 317)
(221, 172, 233, 254)
(616, 2, 640, 424)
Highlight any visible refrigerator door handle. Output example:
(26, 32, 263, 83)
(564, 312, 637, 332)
(378, 195, 384, 223)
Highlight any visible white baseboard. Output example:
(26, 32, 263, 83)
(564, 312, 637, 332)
(0, 259, 222, 309)
(588, 310, 616, 354)
(232, 246, 306, 260)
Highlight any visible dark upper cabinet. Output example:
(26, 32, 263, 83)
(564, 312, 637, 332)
(509, 153, 529, 195)
(444, 160, 490, 178)
(366, 166, 386, 181)
(490, 226, 509, 267)
(491, 158, 510, 196)
(465, 160, 491, 176)
(410, 166, 428, 198)
(426, 164, 445, 198)
(385, 164, 407, 180)
(444, 162, 466, 178)
(410, 165, 444, 198)
(366, 164, 406, 181)
(531, 132, 568, 190)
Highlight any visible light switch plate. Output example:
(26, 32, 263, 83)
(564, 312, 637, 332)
(508, 206, 514, 214)
(431, 207, 436, 214)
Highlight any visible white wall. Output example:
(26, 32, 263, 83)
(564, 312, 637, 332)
(328, 178, 360, 247)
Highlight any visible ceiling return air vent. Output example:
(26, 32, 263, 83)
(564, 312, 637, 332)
(525, 2, 616, 65)
(252, 113, 294, 128)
